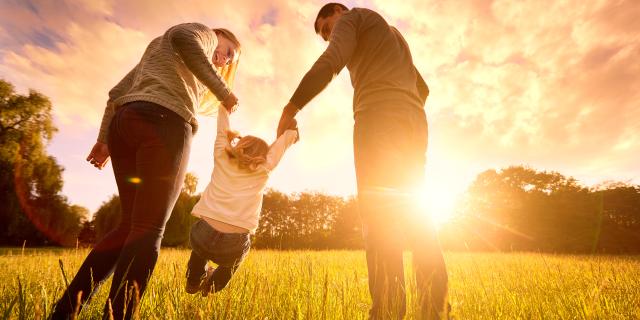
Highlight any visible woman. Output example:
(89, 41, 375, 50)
(51, 23, 241, 320)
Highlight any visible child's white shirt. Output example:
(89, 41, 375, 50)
(191, 107, 298, 233)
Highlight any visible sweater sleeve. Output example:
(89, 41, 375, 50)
(289, 13, 358, 109)
(264, 130, 298, 171)
(167, 23, 231, 102)
(97, 64, 138, 143)
(214, 107, 231, 157)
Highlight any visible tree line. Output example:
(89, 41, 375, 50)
(440, 166, 640, 253)
(86, 174, 363, 250)
(2, 79, 639, 253)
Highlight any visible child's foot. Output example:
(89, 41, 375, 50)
(201, 266, 215, 297)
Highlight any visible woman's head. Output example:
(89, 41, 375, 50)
(212, 28, 241, 68)
(225, 131, 269, 171)
(199, 28, 241, 115)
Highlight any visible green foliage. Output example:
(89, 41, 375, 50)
(91, 187, 362, 249)
(91, 165, 640, 253)
(256, 190, 360, 249)
(92, 195, 122, 242)
(442, 166, 640, 253)
(162, 193, 200, 246)
(0, 79, 86, 246)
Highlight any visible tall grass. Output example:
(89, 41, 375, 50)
(1, 249, 639, 319)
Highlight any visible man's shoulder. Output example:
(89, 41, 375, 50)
(350, 8, 382, 18)
(347, 8, 387, 26)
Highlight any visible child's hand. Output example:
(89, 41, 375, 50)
(287, 119, 300, 143)
(226, 130, 241, 143)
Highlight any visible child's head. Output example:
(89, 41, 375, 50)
(225, 130, 269, 171)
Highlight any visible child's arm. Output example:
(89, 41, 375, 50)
(264, 129, 298, 171)
(213, 107, 231, 157)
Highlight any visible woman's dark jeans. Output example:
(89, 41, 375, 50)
(186, 219, 251, 292)
(51, 101, 193, 320)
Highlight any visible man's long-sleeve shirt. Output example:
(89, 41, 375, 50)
(290, 8, 428, 113)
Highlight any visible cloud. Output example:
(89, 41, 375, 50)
(367, 0, 639, 181)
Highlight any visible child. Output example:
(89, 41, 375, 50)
(185, 105, 298, 295)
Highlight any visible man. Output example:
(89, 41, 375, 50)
(277, 3, 448, 319)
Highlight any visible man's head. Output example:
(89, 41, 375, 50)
(314, 3, 349, 42)
(212, 28, 241, 68)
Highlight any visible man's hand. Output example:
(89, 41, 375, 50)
(286, 118, 301, 143)
(277, 102, 299, 138)
(86, 141, 110, 170)
(222, 92, 238, 113)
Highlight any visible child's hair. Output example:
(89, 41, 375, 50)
(225, 130, 269, 171)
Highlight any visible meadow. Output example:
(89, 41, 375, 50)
(1, 248, 639, 319)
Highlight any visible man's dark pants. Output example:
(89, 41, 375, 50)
(51, 101, 192, 320)
(354, 105, 448, 319)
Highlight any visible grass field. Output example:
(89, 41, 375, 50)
(1, 248, 639, 319)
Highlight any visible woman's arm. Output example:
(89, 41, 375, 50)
(96, 64, 138, 144)
(167, 23, 233, 104)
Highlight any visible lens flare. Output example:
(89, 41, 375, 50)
(13, 147, 67, 245)
(128, 177, 141, 184)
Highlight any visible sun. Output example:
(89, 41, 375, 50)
(414, 181, 461, 228)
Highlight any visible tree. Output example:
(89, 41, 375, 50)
(449, 166, 639, 253)
(163, 172, 200, 246)
(0, 79, 86, 246)
(92, 173, 201, 247)
(182, 172, 198, 196)
(93, 195, 122, 242)
(254, 190, 359, 249)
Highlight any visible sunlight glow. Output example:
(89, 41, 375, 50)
(415, 177, 465, 228)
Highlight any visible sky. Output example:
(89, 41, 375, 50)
(1, 0, 638, 217)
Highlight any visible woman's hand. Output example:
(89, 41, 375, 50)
(86, 141, 110, 169)
(222, 92, 238, 113)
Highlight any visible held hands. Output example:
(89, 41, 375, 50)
(286, 118, 301, 143)
(86, 141, 110, 170)
(222, 92, 239, 113)
(277, 102, 299, 138)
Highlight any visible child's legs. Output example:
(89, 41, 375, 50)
(187, 220, 213, 284)
(186, 249, 208, 285)
(189, 219, 251, 291)
(212, 264, 239, 292)
(207, 235, 250, 291)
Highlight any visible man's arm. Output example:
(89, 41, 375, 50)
(278, 15, 358, 137)
(288, 14, 358, 110)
